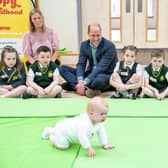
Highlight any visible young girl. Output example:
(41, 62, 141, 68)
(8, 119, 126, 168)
(110, 45, 143, 99)
(0, 46, 26, 98)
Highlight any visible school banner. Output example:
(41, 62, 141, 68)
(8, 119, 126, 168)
(0, 0, 31, 56)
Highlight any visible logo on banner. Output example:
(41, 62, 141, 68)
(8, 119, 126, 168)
(0, 0, 30, 56)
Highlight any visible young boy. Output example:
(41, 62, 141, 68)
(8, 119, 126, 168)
(42, 97, 114, 157)
(25, 45, 62, 98)
(142, 49, 168, 100)
(110, 45, 143, 99)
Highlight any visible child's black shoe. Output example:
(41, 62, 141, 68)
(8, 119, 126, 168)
(110, 92, 122, 98)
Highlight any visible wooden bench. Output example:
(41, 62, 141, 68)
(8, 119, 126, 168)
(57, 52, 79, 67)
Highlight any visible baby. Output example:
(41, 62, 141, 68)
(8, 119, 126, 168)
(42, 97, 114, 157)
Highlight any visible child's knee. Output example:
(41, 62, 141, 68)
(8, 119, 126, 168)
(57, 85, 62, 92)
(112, 72, 119, 79)
(50, 134, 70, 150)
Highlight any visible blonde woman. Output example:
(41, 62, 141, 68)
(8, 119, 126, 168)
(22, 8, 60, 66)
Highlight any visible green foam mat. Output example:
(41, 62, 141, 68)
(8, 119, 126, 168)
(0, 98, 87, 117)
(0, 98, 168, 117)
(1, 117, 168, 168)
(73, 118, 168, 168)
(0, 117, 79, 168)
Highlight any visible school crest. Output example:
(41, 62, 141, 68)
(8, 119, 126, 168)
(160, 76, 164, 81)
(13, 76, 18, 81)
(48, 71, 53, 77)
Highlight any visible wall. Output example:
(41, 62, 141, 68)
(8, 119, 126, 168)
(39, 0, 79, 52)
(118, 49, 168, 65)
(81, 0, 109, 40)
(38, 1, 168, 65)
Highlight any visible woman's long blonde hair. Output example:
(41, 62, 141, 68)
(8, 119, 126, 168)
(29, 8, 46, 32)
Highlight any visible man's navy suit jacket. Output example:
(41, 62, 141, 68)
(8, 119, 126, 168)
(76, 37, 118, 82)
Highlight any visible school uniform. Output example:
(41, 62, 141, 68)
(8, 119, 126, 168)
(144, 64, 168, 92)
(114, 60, 142, 83)
(0, 66, 26, 87)
(27, 61, 59, 88)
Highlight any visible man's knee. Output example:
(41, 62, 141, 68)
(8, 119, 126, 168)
(91, 77, 109, 90)
(59, 65, 68, 74)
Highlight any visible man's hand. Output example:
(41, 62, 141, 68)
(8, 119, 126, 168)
(76, 80, 85, 96)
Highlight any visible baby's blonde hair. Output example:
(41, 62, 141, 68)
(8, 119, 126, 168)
(87, 97, 108, 114)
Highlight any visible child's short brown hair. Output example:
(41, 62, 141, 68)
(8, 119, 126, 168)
(151, 49, 165, 59)
(37, 45, 51, 55)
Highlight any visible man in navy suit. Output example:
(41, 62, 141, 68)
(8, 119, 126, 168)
(59, 24, 118, 97)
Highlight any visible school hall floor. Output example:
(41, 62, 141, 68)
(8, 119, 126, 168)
(0, 98, 168, 168)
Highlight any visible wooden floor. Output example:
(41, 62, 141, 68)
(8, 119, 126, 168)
(62, 90, 114, 98)
(59, 76, 114, 98)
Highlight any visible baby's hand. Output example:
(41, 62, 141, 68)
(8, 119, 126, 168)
(103, 144, 115, 150)
(87, 147, 96, 157)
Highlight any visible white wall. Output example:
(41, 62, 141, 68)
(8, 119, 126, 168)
(39, 0, 79, 52)
(81, 0, 109, 40)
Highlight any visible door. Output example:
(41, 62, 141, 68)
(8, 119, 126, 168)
(111, 0, 168, 48)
